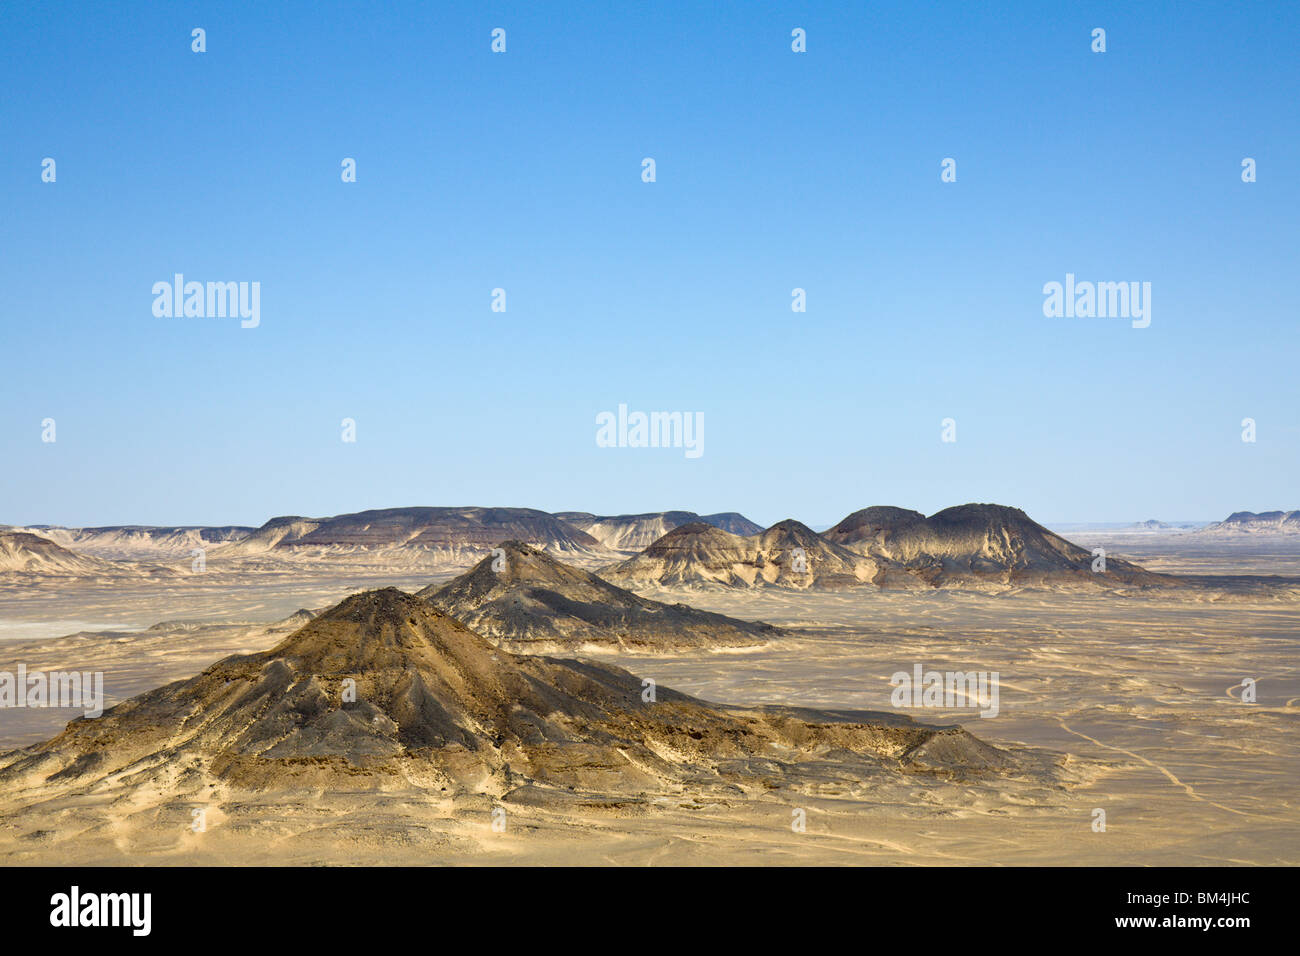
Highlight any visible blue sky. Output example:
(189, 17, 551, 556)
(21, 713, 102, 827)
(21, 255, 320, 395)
(2, 1, 1297, 529)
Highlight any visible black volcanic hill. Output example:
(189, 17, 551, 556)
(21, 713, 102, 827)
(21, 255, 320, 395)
(699, 512, 765, 536)
(605, 504, 1175, 590)
(753, 519, 880, 588)
(600, 522, 763, 588)
(601, 520, 889, 590)
(823, 506, 927, 549)
(418, 541, 780, 650)
(0, 589, 1007, 800)
(832, 503, 1172, 588)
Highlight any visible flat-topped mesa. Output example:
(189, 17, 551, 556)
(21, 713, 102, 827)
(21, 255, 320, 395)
(559, 511, 763, 552)
(420, 541, 779, 650)
(217, 516, 322, 553)
(7, 524, 255, 561)
(0, 531, 173, 578)
(213, 506, 614, 566)
(0, 587, 1011, 800)
(557, 510, 698, 552)
(699, 512, 765, 536)
(0, 532, 110, 575)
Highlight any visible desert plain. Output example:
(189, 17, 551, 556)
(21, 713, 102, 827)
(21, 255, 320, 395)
(0, 515, 1296, 866)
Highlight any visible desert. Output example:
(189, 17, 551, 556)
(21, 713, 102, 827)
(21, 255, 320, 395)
(0, 503, 1295, 865)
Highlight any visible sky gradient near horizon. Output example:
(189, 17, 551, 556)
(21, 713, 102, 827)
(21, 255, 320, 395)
(2, 1, 1298, 529)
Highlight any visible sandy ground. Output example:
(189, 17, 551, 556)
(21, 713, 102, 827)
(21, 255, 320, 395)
(597, 586, 1298, 864)
(0, 570, 452, 639)
(0, 540, 1295, 865)
(1063, 533, 1300, 577)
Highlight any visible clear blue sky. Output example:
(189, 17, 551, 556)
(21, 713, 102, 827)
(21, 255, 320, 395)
(2, 1, 1297, 529)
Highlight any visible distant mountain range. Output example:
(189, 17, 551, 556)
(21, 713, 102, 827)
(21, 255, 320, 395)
(214, 507, 612, 565)
(1197, 511, 1300, 535)
(1130, 520, 1198, 531)
(3, 507, 766, 569)
(7, 525, 252, 560)
(7, 502, 1297, 590)
(0, 531, 117, 576)
(605, 504, 1169, 591)
(0, 531, 175, 578)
